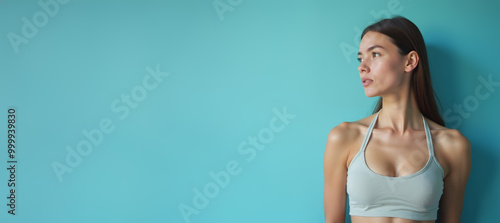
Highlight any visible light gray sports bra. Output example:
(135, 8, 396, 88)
(346, 110, 445, 221)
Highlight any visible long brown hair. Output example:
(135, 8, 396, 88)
(361, 16, 444, 126)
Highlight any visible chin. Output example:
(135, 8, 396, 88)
(364, 91, 378, 98)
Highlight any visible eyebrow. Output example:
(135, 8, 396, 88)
(358, 45, 384, 55)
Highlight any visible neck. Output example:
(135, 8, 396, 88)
(378, 88, 422, 136)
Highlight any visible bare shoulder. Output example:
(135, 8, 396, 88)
(425, 118, 472, 175)
(325, 114, 376, 157)
(326, 122, 358, 146)
(426, 118, 471, 155)
(326, 114, 374, 147)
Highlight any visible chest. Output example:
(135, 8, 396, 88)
(360, 131, 431, 178)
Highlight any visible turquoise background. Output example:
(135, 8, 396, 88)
(1, 0, 499, 222)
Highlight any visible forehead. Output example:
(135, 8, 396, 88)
(359, 31, 397, 53)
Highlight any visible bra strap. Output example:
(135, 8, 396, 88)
(422, 114, 435, 156)
(360, 110, 381, 152)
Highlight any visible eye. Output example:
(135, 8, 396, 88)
(357, 57, 363, 63)
(372, 52, 380, 57)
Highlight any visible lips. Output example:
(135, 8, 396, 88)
(362, 77, 373, 87)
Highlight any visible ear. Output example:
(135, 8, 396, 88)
(404, 51, 419, 73)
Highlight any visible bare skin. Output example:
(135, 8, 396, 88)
(323, 31, 471, 223)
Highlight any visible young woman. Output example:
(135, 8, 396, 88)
(323, 17, 471, 223)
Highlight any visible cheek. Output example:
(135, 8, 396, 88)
(390, 58, 406, 73)
(373, 58, 405, 82)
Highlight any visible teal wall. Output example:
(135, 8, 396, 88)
(1, 0, 499, 222)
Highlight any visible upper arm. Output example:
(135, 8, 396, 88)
(438, 130, 472, 223)
(324, 122, 352, 223)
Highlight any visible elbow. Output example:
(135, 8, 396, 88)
(324, 216, 345, 223)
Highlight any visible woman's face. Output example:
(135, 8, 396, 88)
(358, 31, 409, 97)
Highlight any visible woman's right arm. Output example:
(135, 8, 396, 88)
(324, 122, 351, 223)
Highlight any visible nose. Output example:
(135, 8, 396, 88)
(358, 61, 369, 73)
